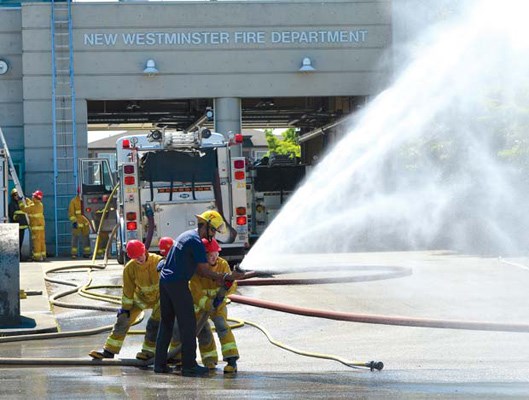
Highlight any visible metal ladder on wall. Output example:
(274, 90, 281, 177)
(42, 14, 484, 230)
(51, 0, 77, 256)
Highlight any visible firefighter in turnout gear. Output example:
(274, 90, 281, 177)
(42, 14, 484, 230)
(89, 240, 163, 360)
(8, 188, 28, 255)
(158, 237, 174, 258)
(19, 190, 46, 262)
(95, 229, 109, 258)
(169, 238, 239, 373)
(68, 191, 91, 259)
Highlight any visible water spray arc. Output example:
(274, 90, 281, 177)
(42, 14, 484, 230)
(243, 0, 529, 266)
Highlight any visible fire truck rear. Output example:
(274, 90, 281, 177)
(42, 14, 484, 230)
(115, 128, 248, 264)
(247, 154, 306, 244)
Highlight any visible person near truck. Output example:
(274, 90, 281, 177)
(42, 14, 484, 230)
(168, 237, 239, 373)
(8, 188, 28, 258)
(153, 210, 244, 376)
(68, 190, 91, 259)
(19, 189, 46, 262)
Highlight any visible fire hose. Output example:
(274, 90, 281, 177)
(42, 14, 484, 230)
(0, 264, 397, 370)
(1, 261, 528, 370)
(91, 183, 119, 263)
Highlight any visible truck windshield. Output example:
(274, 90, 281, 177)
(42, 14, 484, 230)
(140, 148, 217, 183)
(81, 159, 114, 193)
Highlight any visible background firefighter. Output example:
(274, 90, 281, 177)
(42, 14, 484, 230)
(8, 188, 29, 257)
(19, 190, 46, 262)
(89, 240, 163, 361)
(68, 191, 91, 259)
(169, 238, 239, 373)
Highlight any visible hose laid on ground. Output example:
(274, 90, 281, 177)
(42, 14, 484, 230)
(229, 294, 529, 333)
(0, 357, 148, 366)
(239, 317, 383, 370)
(2, 262, 527, 369)
(0, 264, 398, 370)
(46, 265, 116, 312)
(0, 233, 145, 342)
(0, 262, 143, 344)
(0, 325, 116, 343)
(0, 187, 138, 344)
(0, 315, 382, 370)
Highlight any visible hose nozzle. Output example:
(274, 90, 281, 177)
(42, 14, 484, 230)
(367, 361, 384, 371)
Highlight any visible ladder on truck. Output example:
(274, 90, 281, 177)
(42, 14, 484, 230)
(51, 0, 77, 256)
(0, 126, 26, 222)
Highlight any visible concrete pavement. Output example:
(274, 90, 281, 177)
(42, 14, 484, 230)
(1, 252, 529, 399)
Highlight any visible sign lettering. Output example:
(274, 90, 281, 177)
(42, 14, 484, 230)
(83, 30, 368, 47)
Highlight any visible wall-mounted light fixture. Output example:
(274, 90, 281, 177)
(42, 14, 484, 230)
(298, 57, 316, 72)
(0, 59, 9, 75)
(143, 59, 159, 76)
(205, 107, 214, 121)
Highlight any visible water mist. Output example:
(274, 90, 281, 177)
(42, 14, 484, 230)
(242, 0, 529, 270)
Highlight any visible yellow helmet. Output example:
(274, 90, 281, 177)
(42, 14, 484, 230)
(196, 210, 226, 234)
(10, 188, 18, 196)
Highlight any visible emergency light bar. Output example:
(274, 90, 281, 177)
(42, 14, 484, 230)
(163, 130, 202, 149)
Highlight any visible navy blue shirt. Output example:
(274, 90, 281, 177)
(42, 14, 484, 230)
(159, 229, 207, 282)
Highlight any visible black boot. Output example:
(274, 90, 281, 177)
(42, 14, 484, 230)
(223, 357, 237, 374)
(89, 349, 115, 359)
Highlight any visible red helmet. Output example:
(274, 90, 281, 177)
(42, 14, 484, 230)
(158, 237, 174, 256)
(33, 190, 43, 200)
(201, 238, 221, 253)
(126, 240, 146, 259)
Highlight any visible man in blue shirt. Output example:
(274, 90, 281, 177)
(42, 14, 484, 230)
(154, 210, 244, 376)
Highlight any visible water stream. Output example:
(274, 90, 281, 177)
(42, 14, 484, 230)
(242, 0, 529, 270)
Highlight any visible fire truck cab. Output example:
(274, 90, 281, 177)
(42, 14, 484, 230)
(115, 128, 248, 264)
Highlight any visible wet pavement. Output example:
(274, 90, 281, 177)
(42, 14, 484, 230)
(1, 251, 529, 399)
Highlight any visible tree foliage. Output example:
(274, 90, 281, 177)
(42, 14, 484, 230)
(264, 128, 301, 158)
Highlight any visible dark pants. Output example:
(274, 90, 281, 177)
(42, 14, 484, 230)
(19, 229, 25, 251)
(154, 279, 198, 370)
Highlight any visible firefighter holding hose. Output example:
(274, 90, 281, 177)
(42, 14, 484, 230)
(169, 237, 239, 373)
(88, 238, 173, 361)
(154, 210, 244, 376)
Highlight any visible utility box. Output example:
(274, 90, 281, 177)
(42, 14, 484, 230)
(0, 224, 20, 326)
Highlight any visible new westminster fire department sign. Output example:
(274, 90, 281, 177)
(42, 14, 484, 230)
(83, 30, 369, 47)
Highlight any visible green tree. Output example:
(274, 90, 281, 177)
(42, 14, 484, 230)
(264, 128, 301, 158)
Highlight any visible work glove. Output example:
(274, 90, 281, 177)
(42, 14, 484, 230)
(156, 259, 165, 272)
(72, 222, 78, 229)
(213, 296, 224, 308)
(223, 271, 245, 283)
(117, 308, 130, 319)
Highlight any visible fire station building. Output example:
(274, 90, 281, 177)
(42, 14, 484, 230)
(0, 0, 392, 254)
